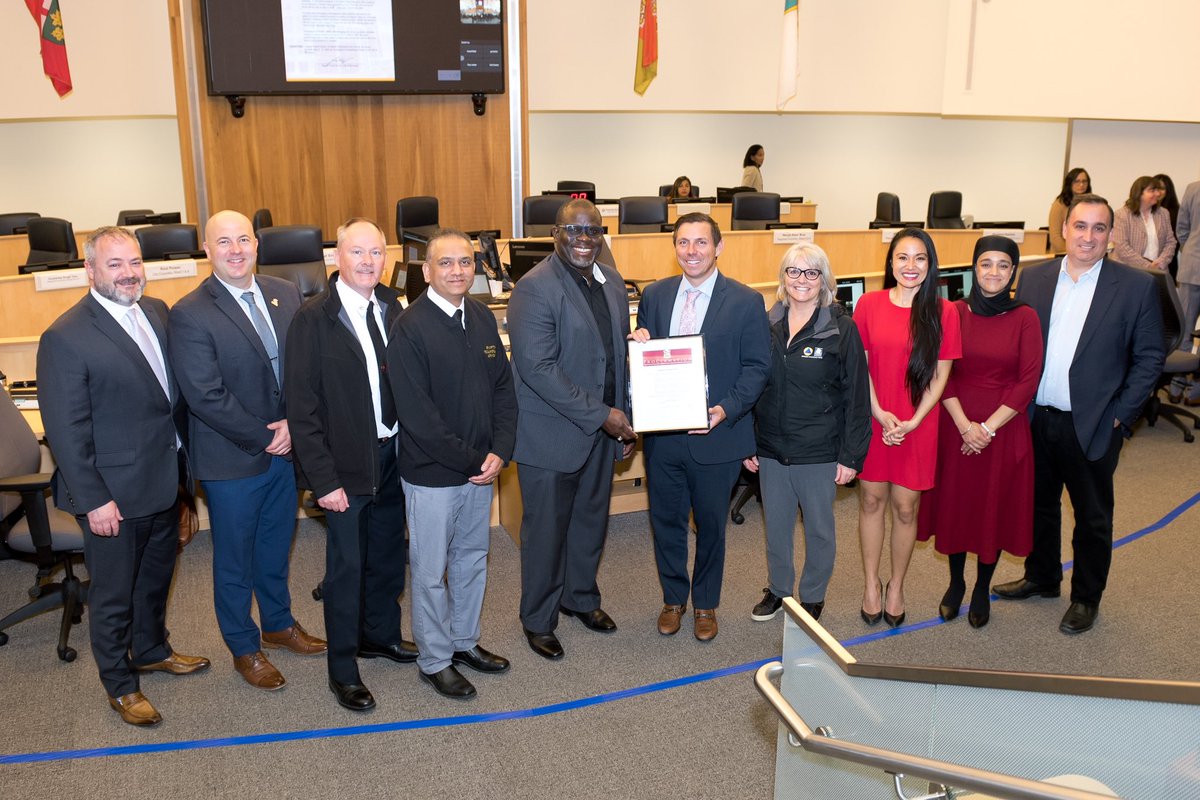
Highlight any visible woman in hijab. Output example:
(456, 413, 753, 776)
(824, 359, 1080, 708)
(916, 236, 1043, 628)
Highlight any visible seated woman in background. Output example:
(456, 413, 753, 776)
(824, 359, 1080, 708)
(1048, 167, 1090, 253)
(917, 236, 1042, 629)
(1112, 175, 1176, 271)
(741, 145, 764, 191)
(745, 243, 871, 623)
(668, 176, 693, 200)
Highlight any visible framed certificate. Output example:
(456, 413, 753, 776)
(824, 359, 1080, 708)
(628, 335, 710, 433)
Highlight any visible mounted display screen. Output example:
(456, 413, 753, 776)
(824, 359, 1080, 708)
(201, 0, 504, 96)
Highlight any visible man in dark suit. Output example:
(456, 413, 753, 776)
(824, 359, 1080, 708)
(37, 227, 209, 726)
(170, 210, 325, 690)
(631, 212, 770, 641)
(285, 218, 416, 712)
(994, 194, 1164, 634)
(507, 199, 637, 660)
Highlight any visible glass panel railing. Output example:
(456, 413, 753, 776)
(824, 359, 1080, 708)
(757, 598, 1200, 800)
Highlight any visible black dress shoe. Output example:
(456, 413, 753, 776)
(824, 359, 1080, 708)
(358, 639, 420, 663)
(799, 601, 824, 621)
(939, 584, 966, 622)
(992, 578, 1060, 600)
(452, 645, 511, 674)
(1059, 602, 1098, 635)
(524, 629, 564, 660)
(559, 606, 617, 632)
(420, 665, 476, 699)
(329, 678, 376, 711)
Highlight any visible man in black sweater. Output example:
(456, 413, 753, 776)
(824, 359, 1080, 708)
(386, 228, 517, 699)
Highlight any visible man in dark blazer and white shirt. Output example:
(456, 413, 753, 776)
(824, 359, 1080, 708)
(170, 210, 325, 690)
(38, 227, 209, 726)
(631, 213, 771, 641)
(507, 199, 637, 660)
(285, 218, 416, 712)
(994, 194, 1164, 634)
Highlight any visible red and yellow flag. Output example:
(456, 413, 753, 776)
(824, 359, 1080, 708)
(634, 0, 657, 96)
(25, 0, 73, 97)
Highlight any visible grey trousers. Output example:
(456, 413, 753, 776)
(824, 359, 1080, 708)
(402, 479, 493, 674)
(759, 458, 838, 603)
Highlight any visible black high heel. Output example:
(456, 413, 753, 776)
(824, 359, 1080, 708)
(968, 585, 991, 628)
(939, 583, 966, 622)
(860, 580, 883, 625)
(883, 581, 906, 628)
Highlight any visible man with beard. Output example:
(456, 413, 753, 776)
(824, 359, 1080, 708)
(38, 227, 208, 726)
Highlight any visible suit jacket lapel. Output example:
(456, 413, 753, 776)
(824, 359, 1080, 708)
(700, 273, 729, 334)
(1073, 261, 1119, 362)
(207, 276, 272, 369)
(553, 255, 600, 338)
(139, 299, 177, 401)
(658, 275, 682, 335)
(83, 295, 170, 408)
(261, 281, 290, 376)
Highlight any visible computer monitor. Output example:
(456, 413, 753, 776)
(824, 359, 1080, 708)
(938, 266, 975, 302)
(403, 259, 429, 301)
(465, 228, 502, 241)
(835, 276, 867, 315)
(506, 240, 556, 283)
(468, 270, 495, 303)
(670, 196, 716, 204)
(18, 259, 84, 275)
(715, 186, 755, 203)
(971, 221, 1025, 230)
(125, 212, 183, 225)
(868, 220, 926, 229)
(389, 259, 408, 292)
(766, 222, 819, 230)
(779, 196, 805, 204)
(402, 230, 430, 263)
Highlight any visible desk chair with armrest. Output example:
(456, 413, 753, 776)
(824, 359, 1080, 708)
(731, 192, 781, 231)
(618, 196, 669, 234)
(24, 217, 78, 266)
(0, 212, 40, 236)
(0, 387, 89, 661)
(255, 225, 328, 299)
(556, 180, 596, 195)
(135, 223, 200, 261)
(523, 194, 569, 237)
(395, 195, 439, 241)
(1139, 268, 1200, 442)
(252, 208, 274, 232)
(872, 192, 901, 226)
(926, 191, 965, 229)
(116, 209, 155, 226)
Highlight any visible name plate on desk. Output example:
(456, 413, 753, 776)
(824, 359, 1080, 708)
(33, 268, 87, 291)
(981, 228, 1025, 244)
(880, 228, 901, 243)
(596, 203, 619, 217)
(144, 260, 198, 281)
(780, 201, 792, 214)
(772, 228, 814, 245)
(675, 202, 711, 214)
(323, 247, 337, 265)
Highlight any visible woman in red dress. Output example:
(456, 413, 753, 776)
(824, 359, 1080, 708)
(917, 236, 1042, 628)
(854, 229, 961, 627)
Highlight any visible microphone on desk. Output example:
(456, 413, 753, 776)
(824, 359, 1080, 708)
(478, 233, 513, 292)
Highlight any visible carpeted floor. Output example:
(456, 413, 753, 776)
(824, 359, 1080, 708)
(0, 419, 1195, 799)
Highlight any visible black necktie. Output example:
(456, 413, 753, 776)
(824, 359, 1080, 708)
(366, 301, 397, 430)
(453, 309, 464, 329)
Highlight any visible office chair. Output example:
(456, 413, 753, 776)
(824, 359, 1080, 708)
(523, 194, 569, 237)
(0, 387, 89, 661)
(255, 225, 328, 299)
(730, 192, 781, 231)
(1139, 268, 1200, 442)
(618, 196, 669, 234)
(556, 180, 596, 195)
(135, 223, 200, 261)
(116, 209, 155, 226)
(729, 466, 761, 525)
(252, 208, 274, 232)
(0, 212, 40, 236)
(872, 192, 901, 225)
(24, 217, 78, 265)
(395, 196, 439, 245)
(926, 191, 965, 229)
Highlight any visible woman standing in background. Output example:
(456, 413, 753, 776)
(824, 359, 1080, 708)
(1048, 167, 1090, 253)
(1112, 175, 1176, 271)
(1155, 173, 1181, 280)
(741, 145, 764, 191)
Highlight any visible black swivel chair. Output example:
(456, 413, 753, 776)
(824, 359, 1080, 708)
(523, 194, 569, 237)
(255, 225, 328, 299)
(927, 191, 965, 229)
(24, 217, 78, 265)
(1139, 268, 1200, 442)
(116, 209, 155, 226)
(0, 387, 90, 661)
(0, 212, 40, 236)
(872, 192, 901, 225)
(618, 196, 669, 234)
(731, 192, 782, 231)
(135, 223, 200, 261)
(252, 208, 274, 232)
(556, 180, 596, 195)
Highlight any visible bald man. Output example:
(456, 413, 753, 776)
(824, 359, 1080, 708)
(170, 210, 326, 691)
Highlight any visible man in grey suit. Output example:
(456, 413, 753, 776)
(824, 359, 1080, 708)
(1174, 179, 1200, 404)
(170, 210, 325, 691)
(507, 199, 636, 660)
(38, 227, 209, 726)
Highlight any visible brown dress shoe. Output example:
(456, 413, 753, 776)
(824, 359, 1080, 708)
(657, 604, 685, 635)
(135, 652, 211, 675)
(694, 609, 718, 642)
(262, 622, 327, 655)
(109, 691, 162, 726)
(233, 651, 287, 690)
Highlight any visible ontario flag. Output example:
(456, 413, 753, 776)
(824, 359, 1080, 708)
(25, 0, 73, 97)
(777, 0, 800, 109)
(634, 0, 657, 96)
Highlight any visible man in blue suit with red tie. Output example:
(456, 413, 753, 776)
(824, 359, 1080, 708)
(631, 212, 771, 641)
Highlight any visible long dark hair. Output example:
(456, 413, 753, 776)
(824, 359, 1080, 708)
(1124, 175, 1163, 213)
(743, 145, 763, 168)
(1155, 173, 1180, 226)
(881, 228, 943, 406)
(1057, 167, 1090, 206)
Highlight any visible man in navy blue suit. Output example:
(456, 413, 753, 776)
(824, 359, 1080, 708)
(170, 210, 326, 690)
(631, 213, 770, 641)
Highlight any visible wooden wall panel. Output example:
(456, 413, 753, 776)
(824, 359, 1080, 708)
(171, 0, 513, 242)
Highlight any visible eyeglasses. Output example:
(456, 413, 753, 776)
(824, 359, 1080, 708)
(784, 267, 821, 280)
(558, 224, 604, 238)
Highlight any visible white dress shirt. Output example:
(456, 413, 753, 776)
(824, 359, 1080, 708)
(1035, 257, 1103, 411)
(669, 269, 720, 336)
(334, 278, 398, 438)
